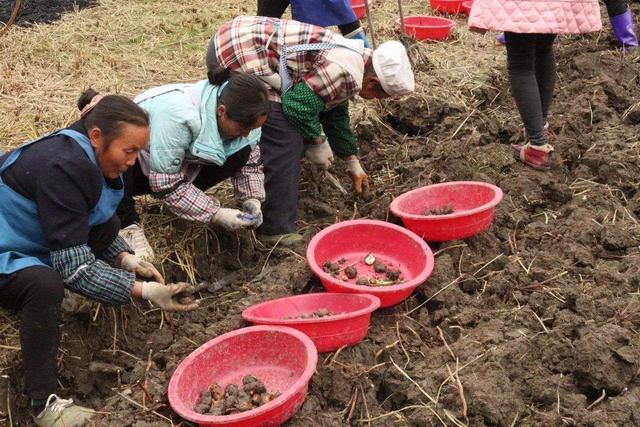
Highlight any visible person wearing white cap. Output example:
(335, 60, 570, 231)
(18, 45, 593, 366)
(207, 16, 414, 246)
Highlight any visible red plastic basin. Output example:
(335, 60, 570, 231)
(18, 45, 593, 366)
(307, 220, 434, 308)
(396, 15, 455, 41)
(350, 0, 366, 19)
(168, 326, 318, 427)
(430, 0, 467, 14)
(390, 181, 503, 242)
(242, 293, 380, 352)
(461, 0, 473, 15)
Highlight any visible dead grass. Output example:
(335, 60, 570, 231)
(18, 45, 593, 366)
(351, 0, 508, 122)
(0, 0, 507, 146)
(0, 0, 250, 146)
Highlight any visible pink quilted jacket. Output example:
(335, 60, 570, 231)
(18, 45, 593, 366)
(468, 0, 602, 34)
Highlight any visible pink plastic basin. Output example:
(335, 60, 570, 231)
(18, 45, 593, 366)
(168, 326, 318, 427)
(430, 0, 466, 14)
(307, 220, 434, 308)
(390, 181, 503, 242)
(396, 15, 455, 41)
(350, 0, 366, 19)
(461, 0, 473, 15)
(242, 293, 380, 352)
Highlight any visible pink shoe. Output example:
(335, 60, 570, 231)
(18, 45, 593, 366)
(511, 142, 554, 170)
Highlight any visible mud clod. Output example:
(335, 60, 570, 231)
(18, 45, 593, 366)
(177, 295, 196, 305)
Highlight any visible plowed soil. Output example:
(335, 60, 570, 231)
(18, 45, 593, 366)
(1, 4, 639, 427)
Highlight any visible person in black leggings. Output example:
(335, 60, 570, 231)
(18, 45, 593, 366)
(257, 0, 370, 46)
(506, 33, 557, 170)
(498, 0, 637, 48)
(504, 0, 636, 170)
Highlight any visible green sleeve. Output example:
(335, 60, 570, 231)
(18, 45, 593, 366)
(281, 82, 325, 142)
(319, 102, 358, 157)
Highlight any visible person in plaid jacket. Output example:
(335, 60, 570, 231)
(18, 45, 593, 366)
(207, 16, 415, 246)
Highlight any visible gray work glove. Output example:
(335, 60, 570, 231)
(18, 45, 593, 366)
(304, 137, 334, 170)
(212, 208, 259, 230)
(241, 198, 263, 228)
(121, 254, 164, 284)
(141, 282, 200, 312)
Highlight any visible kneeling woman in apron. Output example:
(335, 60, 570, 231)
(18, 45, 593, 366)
(116, 69, 270, 258)
(0, 90, 199, 426)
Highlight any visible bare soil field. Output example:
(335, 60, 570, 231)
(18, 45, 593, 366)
(1, 1, 639, 425)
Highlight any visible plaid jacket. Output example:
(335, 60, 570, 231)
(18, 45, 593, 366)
(213, 16, 373, 109)
(51, 236, 135, 306)
(149, 145, 264, 223)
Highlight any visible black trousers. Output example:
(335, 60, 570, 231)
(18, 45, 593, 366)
(603, 0, 628, 17)
(0, 216, 120, 401)
(117, 148, 252, 228)
(505, 32, 557, 146)
(256, 0, 361, 35)
(258, 102, 305, 235)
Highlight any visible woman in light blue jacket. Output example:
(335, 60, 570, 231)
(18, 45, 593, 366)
(116, 69, 270, 258)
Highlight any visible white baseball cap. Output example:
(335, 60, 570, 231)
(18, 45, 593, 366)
(372, 41, 415, 96)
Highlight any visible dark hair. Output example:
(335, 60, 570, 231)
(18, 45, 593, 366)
(78, 88, 149, 145)
(207, 67, 270, 128)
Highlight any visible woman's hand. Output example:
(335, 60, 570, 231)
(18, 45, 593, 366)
(120, 254, 164, 284)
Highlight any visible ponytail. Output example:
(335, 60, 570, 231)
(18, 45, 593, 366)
(208, 66, 232, 86)
(77, 88, 101, 111)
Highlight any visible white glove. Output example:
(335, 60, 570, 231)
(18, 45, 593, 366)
(304, 137, 334, 170)
(346, 158, 369, 193)
(242, 199, 263, 228)
(141, 282, 200, 312)
(121, 254, 164, 284)
(212, 208, 259, 230)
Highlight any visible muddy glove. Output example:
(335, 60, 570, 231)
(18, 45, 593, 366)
(346, 158, 369, 193)
(212, 208, 258, 230)
(304, 136, 334, 170)
(241, 198, 263, 228)
(141, 281, 200, 312)
(121, 254, 164, 284)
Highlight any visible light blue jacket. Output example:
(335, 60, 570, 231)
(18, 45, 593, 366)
(135, 79, 261, 174)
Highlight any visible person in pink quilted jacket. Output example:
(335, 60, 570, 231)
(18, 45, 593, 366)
(496, 0, 638, 49)
(469, 0, 603, 170)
